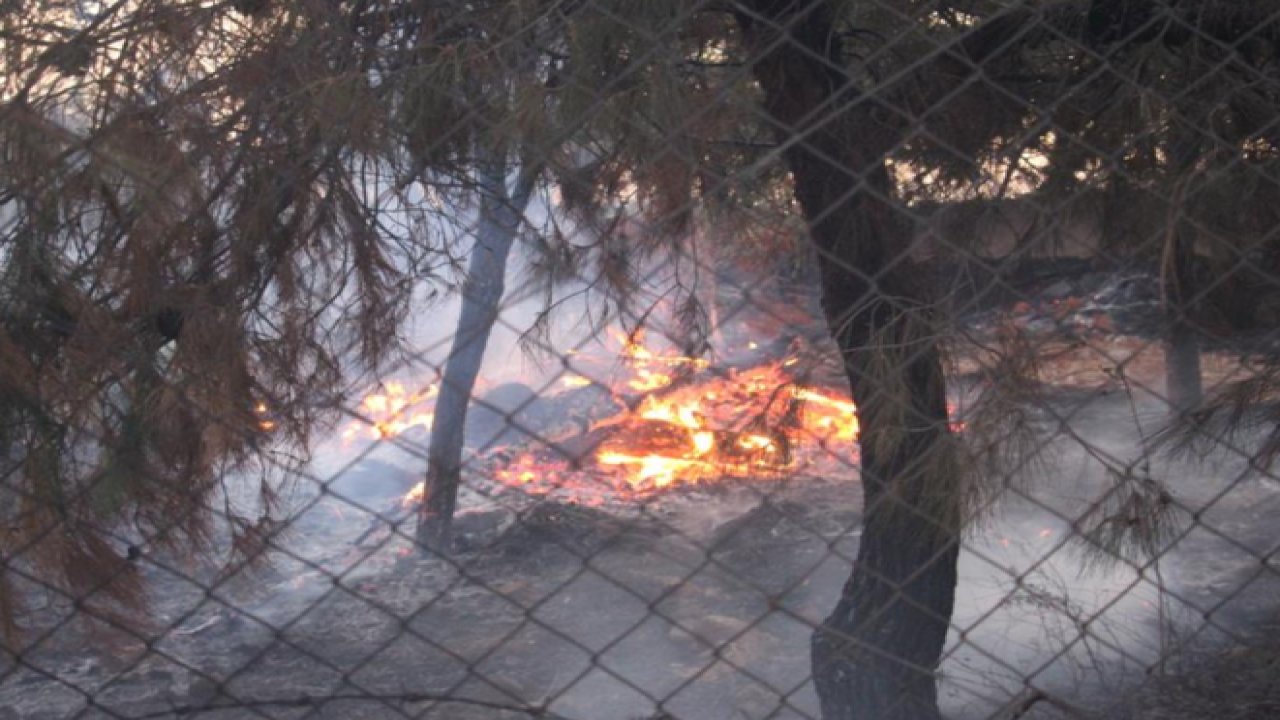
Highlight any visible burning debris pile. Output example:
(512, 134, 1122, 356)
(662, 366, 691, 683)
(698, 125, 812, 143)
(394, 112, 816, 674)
(349, 327, 861, 507)
(582, 354, 859, 489)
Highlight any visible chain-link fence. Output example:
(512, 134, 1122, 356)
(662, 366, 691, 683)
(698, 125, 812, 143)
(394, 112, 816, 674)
(4, 1, 1280, 719)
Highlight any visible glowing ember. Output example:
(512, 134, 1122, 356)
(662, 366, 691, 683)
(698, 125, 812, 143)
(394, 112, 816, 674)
(254, 402, 276, 431)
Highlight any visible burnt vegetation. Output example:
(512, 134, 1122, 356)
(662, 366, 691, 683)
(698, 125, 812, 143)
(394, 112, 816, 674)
(3, 1, 1280, 719)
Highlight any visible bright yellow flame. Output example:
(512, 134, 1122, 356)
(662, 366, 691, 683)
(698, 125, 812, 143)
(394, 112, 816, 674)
(692, 431, 715, 455)
(343, 382, 438, 441)
(628, 369, 673, 392)
(638, 397, 702, 428)
(401, 482, 425, 508)
(597, 452, 710, 489)
(793, 387, 861, 440)
(374, 335, 878, 504)
(369, 412, 435, 439)
(614, 330, 711, 394)
(578, 352, 865, 490)
(739, 434, 775, 450)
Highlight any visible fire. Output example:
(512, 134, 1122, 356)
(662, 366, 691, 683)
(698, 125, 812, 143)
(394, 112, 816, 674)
(358, 330, 874, 506)
(619, 330, 709, 392)
(597, 452, 709, 488)
(341, 381, 437, 440)
(254, 401, 276, 431)
(585, 357, 858, 491)
(401, 482, 425, 509)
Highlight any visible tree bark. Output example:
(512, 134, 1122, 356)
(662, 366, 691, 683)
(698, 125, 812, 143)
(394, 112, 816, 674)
(735, 3, 960, 719)
(1162, 224, 1203, 413)
(1165, 324, 1203, 413)
(417, 156, 536, 552)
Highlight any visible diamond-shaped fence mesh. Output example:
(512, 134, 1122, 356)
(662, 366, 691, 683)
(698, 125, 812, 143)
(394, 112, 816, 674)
(4, 1, 1280, 719)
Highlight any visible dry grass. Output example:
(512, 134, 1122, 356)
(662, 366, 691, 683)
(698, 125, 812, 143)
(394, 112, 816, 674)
(1101, 624, 1280, 720)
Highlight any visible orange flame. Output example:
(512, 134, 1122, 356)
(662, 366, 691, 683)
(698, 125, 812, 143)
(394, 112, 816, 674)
(377, 333, 875, 506)
(574, 338, 862, 492)
(342, 381, 438, 440)
(618, 330, 709, 393)
(401, 482, 425, 509)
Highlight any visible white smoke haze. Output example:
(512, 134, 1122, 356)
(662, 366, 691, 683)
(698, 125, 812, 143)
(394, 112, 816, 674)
(231, 383, 1280, 720)
(267, 241, 1280, 720)
(21, 170, 1256, 720)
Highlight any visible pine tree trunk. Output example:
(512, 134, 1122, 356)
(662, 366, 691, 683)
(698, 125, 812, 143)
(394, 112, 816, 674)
(1165, 324, 1202, 412)
(736, 4, 960, 719)
(1163, 226, 1202, 413)
(417, 159, 535, 552)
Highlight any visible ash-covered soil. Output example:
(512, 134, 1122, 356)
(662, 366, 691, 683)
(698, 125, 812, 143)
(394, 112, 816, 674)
(1098, 619, 1280, 720)
(5, 270, 1280, 720)
(4, 389, 1280, 720)
(0, 469, 860, 720)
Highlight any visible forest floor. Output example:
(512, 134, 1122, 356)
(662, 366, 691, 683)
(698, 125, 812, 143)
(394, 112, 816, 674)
(4, 264, 1280, 720)
(1095, 619, 1280, 720)
(3, 386, 1279, 720)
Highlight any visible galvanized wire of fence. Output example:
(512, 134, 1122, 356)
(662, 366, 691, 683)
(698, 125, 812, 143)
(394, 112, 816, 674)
(3, 1, 1280, 719)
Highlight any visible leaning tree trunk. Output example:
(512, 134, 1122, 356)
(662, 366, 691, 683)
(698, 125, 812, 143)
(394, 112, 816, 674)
(736, 4, 960, 719)
(417, 158, 536, 552)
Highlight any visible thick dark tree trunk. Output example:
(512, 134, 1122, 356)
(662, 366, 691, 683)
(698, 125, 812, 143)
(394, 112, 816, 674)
(1162, 225, 1202, 413)
(736, 3, 960, 719)
(1165, 323, 1202, 411)
(417, 158, 535, 552)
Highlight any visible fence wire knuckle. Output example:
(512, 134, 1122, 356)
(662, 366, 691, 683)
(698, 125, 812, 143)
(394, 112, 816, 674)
(4, 2, 1280, 720)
